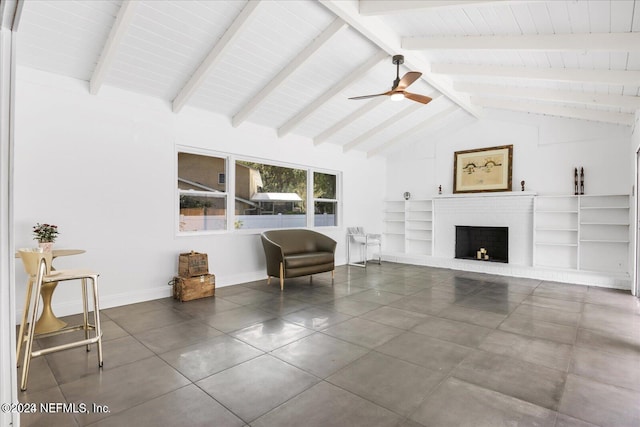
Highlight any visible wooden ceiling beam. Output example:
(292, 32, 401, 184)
(472, 96, 635, 126)
(89, 0, 137, 95)
(455, 82, 640, 110)
(343, 102, 424, 152)
(320, 0, 481, 118)
(404, 32, 640, 52)
(432, 63, 640, 86)
(314, 97, 386, 145)
(172, 0, 261, 113)
(367, 102, 458, 157)
(359, 1, 539, 16)
(232, 18, 347, 128)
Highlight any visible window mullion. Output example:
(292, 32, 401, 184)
(306, 167, 313, 228)
(227, 155, 236, 231)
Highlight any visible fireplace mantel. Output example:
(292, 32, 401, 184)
(434, 191, 537, 199)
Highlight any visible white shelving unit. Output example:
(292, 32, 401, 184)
(382, 200, 406, 255)
(533, 194, 630, 274)
(382, 199, 433, 259)
(405, 200, 433, 256)
(578, 195, 630, 274)
(533, 196, 579, 270)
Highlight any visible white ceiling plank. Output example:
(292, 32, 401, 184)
(454, 81, 640, 109)
(472, 96, 635, 126)
(358, 0, 545, 16)
(343, 102, 424, 152)
(319, 0, 482, 118)
(610, 0, 634, 32)
(231, 18, 347, 127)
(89, 0, 137, 95)
(403, 32, 640, 52)
(172, 0, 261, 114)
(277, 50, 387, 138)
(314, 97, 386, 145)
(367, 104, 459, 157)
(432, 63, 640, 85)
(587, 0, 610, 33)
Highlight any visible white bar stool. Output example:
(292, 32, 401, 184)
(17, 249, 103, 391)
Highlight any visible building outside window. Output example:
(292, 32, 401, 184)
(177, 152, 227, 231)
(235, 161, 306, 229)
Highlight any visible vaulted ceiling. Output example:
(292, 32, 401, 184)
(15, 0, 640, 157)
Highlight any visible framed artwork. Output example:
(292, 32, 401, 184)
(453, 144, 513, 193)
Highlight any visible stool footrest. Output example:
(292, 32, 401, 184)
(30, 323, 96, 340)
(31, 334, 102, 358)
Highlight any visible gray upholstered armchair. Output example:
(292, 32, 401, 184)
(261, 229, 336, 290)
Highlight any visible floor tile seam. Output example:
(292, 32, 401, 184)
(107, 313, 198, 336)
(508, 307, 583, 328)
(355, 311, 429, 332)
(268, 343, 372, 381)
(402, 347, 499, 425)
(192, 380, 260, 425)
(218, 374, 323, 425)
(555, 375, 608, 427)
(320, 375, 428, 420)
(58, 355, 189, 426)
(531, 292, 588, 304)
(186, 347, 266, 384)
(565, 368, 640, 395)
(81, 383, 198, 427)
(130, 316, 224, 339)
(49, 347, 159, 389)
(446, 370, 563, 412)
(499, 309, 580, 334)
(130, 328, 227, 357)
(581, 300, 640, 317)
(315, 329, 378, 353)
(572, 332, 640, 362)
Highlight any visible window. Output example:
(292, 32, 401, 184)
(314, 172, 338, 227)
(235, 161, 307, 229)
(177, 148, 340, 233)
(178, 152, 227, 231)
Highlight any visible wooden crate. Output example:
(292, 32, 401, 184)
(173, 274, 215, 302)
(178, 251, 209, 277)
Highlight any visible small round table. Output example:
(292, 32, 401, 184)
(16, 249, 85, 334)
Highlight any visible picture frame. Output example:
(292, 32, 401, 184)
(453, 144, 513, 193)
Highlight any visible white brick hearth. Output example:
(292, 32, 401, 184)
(434, 192, 534, 266)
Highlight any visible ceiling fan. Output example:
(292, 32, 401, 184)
(349, 55, 432, 105)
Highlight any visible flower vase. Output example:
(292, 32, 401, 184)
(38, 242, 53, 253)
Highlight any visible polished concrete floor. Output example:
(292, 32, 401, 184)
(17, 262, 640, 427)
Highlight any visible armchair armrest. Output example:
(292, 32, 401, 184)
(315, 233, 337, 254)
(261, 234, 285, 277)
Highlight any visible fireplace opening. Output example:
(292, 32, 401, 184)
(455, 226, 508, 263)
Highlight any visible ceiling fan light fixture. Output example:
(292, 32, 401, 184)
(390, 92, 404, 101)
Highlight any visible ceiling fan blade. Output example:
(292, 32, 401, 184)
(348, 91, 391, 100)
(396, 71, 422, 90)
(404, 91, 432, 104)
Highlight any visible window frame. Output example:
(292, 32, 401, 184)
(176, 147, 229, 235)
(176, 146, 341, 236)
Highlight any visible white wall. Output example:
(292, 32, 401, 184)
(387, 108, 632, 199)
(14, 67, 385, 317)
(632, 110, 640, 295)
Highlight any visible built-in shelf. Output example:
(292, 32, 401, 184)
(534, 194, 630, 274)
(382, 199, 433, 257)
